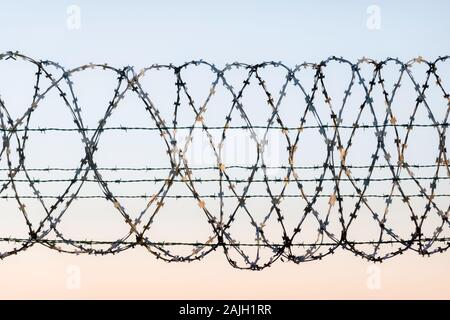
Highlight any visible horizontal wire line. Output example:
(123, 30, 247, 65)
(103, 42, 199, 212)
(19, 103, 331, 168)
(1, 237, 449, 247)
(1, 194, 448, 199)
(0, 164, 443, 172)
(0, 123, 448, 132)
(0, 176, 448, 183)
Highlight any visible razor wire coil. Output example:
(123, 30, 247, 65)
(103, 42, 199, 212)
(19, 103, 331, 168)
(0, 51, 449, 269)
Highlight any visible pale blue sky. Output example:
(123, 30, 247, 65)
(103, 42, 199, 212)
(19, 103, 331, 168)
(0, 0, 449, 66)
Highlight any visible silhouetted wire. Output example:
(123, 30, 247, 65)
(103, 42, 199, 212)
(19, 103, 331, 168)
(0, 51, 449, 269)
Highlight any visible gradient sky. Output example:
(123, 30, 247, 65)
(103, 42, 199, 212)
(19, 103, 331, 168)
(0, 0, 449, 299)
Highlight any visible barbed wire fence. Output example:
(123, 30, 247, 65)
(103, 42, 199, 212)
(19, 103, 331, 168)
(0, 51, 449, 269)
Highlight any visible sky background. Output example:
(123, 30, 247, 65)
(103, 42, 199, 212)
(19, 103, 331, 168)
(0, 0, 449, 299)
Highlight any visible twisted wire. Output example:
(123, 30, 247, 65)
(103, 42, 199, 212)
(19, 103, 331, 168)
(0, 51, 449, 269)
